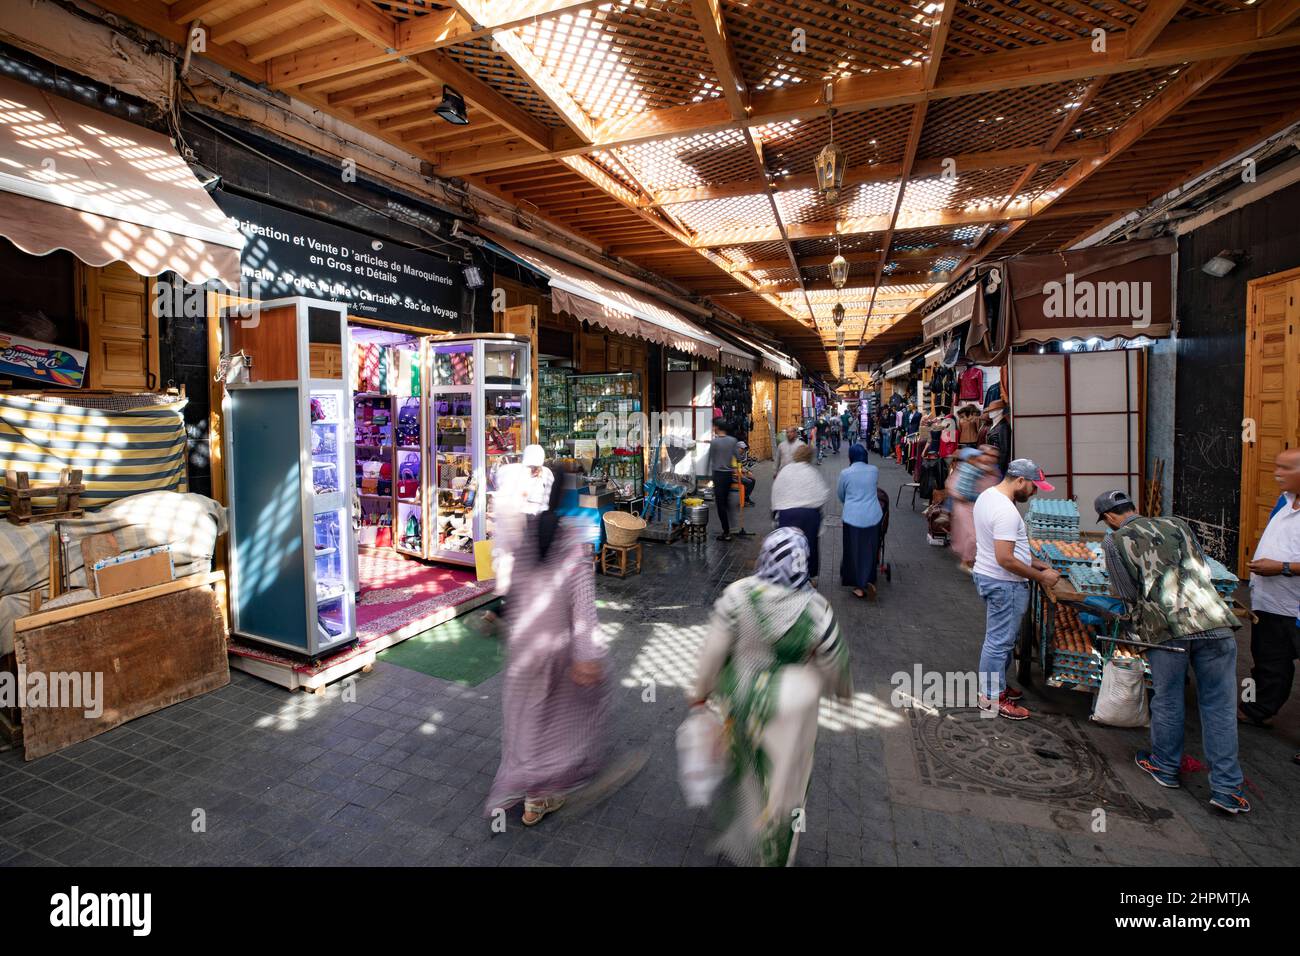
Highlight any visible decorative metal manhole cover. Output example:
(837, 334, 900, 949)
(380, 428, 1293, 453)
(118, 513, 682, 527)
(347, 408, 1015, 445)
(908, 709, 1153, 822)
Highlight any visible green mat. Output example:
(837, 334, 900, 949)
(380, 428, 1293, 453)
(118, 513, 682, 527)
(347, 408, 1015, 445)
(376, 600, 505, 686)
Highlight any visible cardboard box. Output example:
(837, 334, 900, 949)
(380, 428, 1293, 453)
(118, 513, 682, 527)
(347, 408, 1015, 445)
(92, 546, 174, 597)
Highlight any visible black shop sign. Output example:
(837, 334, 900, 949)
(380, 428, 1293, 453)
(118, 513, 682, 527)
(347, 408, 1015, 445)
(217, 192, 461, 330)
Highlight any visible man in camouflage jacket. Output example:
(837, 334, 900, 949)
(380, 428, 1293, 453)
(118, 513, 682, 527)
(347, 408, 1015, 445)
(1097, 490, 1250, 815)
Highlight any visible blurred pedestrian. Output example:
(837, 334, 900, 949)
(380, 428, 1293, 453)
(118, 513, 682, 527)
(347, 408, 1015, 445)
(775, 425, 805, 474)
(690, 527, 853, 866)
(771, 444, 829, 585)
(485, 466, 610, 826)
(838, 443, 883, 600)
(829, 413, 842, 454)
(947, 445, 998, 573)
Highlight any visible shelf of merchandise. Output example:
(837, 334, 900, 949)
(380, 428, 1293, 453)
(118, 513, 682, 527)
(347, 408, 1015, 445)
(538, 365, 572, 449)
(428, 336, 530, 565)
(354, 393, 395, 550)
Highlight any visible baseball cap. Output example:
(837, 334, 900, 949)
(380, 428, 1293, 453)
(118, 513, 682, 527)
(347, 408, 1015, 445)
(1093, 489, 1136, 518)
(522, 444, 545, 468)
(1006, 458, 1055, 492)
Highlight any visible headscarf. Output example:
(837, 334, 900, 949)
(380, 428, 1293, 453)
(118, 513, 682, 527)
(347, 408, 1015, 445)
(754, 526, 811, 591)
(848, 443, 868, 464)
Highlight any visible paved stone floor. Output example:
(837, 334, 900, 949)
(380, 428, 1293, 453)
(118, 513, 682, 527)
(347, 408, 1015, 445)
(2, 449, 1298, 867)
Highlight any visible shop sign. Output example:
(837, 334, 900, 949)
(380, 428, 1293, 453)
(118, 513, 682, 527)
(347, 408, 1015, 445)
(216, 192, 461, 330)
(0, 332, 87, 388)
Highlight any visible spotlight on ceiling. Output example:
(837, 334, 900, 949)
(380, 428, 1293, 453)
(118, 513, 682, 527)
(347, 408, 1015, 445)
(463, 262, 484, 289)
(1201, 249, 1241, 278)
(434, 85, 469, 125)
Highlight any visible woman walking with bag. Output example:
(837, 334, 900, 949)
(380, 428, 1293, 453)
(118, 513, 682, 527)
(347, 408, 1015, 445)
(689, 527, 853, 866)
(770, 444, 830, 586)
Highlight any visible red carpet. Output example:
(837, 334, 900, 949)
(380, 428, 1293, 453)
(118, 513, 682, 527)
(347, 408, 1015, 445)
(355, 551, 492, 641)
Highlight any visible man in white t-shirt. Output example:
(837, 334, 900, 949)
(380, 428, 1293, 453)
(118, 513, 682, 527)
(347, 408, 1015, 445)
(1239, 448, 1300, 757)
(971, 458, 1060, 719)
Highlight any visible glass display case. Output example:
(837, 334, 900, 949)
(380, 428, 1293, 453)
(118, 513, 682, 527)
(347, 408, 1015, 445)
(222, 297, 357, 657)
(426, 335, 531, 565)
(538, 364, 571, 450)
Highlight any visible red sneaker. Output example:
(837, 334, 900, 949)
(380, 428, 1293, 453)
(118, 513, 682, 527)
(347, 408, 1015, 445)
(1003, 686, 1024, 702)
(979, 694, 1031, 720)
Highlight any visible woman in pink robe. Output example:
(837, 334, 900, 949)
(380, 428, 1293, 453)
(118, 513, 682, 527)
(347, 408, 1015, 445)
(485, 467, 610, 825)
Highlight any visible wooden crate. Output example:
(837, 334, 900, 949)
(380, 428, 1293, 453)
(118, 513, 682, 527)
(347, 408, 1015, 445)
(12, 573, 228, 760)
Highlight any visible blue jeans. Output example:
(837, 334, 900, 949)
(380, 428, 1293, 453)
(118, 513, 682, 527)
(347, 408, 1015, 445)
(973, 574, 1030, 699)
(1147, 633, 1243, 796)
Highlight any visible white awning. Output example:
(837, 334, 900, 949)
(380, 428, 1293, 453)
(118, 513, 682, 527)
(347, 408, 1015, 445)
(718, 340, 756, 371)
(489, 235, 724, 360)
(0, 75, 243, 287)
(748, 340, 799, 379)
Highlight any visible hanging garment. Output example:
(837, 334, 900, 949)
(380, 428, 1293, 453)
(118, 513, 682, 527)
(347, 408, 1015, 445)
(959, 366, 984, 401)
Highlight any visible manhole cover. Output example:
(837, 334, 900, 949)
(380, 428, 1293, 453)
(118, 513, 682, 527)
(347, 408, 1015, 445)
(908, 709, 1153, 821)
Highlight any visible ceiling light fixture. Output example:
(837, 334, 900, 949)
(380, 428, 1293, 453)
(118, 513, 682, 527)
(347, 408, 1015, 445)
(832, 302, 846, 327)
(1201, 250, 1242, 277)
(434, 85, 469, 125)
(815, 81, 846, 204)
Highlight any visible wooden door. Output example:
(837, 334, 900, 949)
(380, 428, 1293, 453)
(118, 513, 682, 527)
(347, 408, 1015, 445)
(80, 262, 157, 390)
(1239, 270, 1300, 575)
(499, 305, 539, 439)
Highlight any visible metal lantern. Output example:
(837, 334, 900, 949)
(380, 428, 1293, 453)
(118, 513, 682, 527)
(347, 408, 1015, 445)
(815, 105, 845, 203)
(835, 327, 845, 347)
(830, 253, 849, 289)
(815, 141, 845, 203)
(832, 302, 845, 327)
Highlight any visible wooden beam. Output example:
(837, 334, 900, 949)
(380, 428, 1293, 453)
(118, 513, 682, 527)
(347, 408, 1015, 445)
(1127, 0, 1186, 58)
(1259, 0, 1300, 35)
(528, 11, 1300, 158)
(691, 0, 750, 119)
(411, 51, 553, 151)
(209, 0, 313, 46)
(330, 75, 432, 108)
(247, 17, 343, 64)
(170, 0, 226, 22)
(315, 0, 396, 49)
(642, 141, 1108, 206)
(448, 0, 595, 142)
(857, 101, 927, 349)
(960, 56, 1243, 274)
(924, 0, 958, 90)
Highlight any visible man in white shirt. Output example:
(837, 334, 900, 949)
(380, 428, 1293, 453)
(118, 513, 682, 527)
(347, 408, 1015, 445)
(972, 459, 1061, 719)
(1240, 448, 1300, 744)
(774, 426, 805, 474)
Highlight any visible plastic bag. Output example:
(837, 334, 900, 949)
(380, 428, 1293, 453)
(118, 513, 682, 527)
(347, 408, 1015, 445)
(1090, 658, 1150, 727)
(676, 707, 725, 807)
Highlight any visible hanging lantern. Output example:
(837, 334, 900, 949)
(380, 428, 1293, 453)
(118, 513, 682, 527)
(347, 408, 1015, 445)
(832, 302, 845, 327)
(814, 107, 845, 203)
(830, 253, 849, 289)
(836, 327, 845, 347)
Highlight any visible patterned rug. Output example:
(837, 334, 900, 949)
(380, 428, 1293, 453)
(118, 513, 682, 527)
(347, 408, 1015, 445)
(356, 551, 493, 641)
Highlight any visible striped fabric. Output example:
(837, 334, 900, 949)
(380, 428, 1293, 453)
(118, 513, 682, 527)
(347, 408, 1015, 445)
(0, 393, 188, 513)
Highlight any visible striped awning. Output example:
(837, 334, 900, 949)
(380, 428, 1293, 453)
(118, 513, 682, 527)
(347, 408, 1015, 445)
(0, 75, 243, 287)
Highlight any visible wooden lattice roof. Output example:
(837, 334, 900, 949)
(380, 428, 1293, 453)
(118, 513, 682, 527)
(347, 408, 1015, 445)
(99, 0, 1300, 374)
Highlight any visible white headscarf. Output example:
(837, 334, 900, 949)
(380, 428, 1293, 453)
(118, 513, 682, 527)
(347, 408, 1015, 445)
(770, 460, 830, 512)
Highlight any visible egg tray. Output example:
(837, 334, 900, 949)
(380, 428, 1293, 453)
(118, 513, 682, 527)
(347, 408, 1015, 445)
(1029, 497, 1081, 519)
(1066, 565, 1111, 594)
(1028, 523, 1080, 541)
(1033, 540, 1102, 569)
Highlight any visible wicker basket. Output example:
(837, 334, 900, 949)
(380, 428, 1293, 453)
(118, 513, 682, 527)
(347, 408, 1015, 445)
(603, 510, 646, 547)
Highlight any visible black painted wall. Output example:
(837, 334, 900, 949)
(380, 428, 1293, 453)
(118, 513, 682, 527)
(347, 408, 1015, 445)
(1173, 176, 1300, 562)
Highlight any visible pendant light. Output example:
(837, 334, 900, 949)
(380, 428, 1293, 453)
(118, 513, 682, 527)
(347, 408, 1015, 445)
(814, 82, 845, 203)
(832, 302, 845, 327)
(830, 250, 849, 290)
